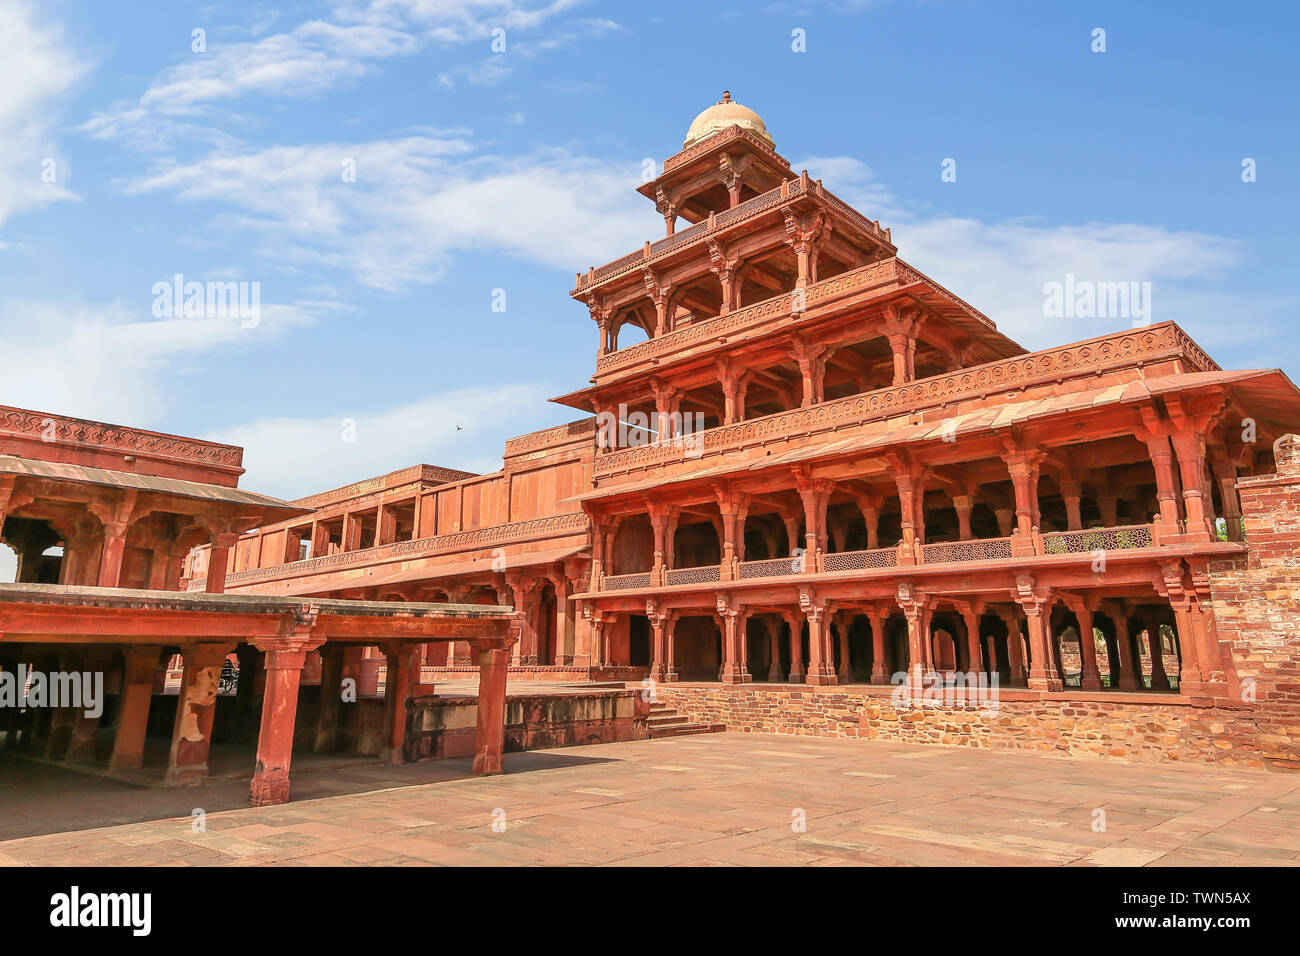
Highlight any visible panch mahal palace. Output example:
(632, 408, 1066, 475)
(182, 95, 1300, 768)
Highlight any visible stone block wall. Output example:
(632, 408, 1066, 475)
(657, 684, 1263, 766)
(1207, 433, 1300, 769)
(404, 689, 648, 762)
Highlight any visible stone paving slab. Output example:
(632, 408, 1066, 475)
(2, 732, 1299, 866)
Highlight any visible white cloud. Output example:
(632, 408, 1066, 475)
(799, 156, 1280, 354)
(203, 383, 555, 498)
(0, 298, 322, 425)
(124, 137, 653, 291)
(0, 0, 88, 227)
(81, 0, 597, 147)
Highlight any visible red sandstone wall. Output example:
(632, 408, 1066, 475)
(1207, 434, 1300, 769)
(657, 685, 1263, 767)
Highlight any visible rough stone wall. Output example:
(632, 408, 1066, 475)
(658, 685, 1263, 766)
(1207, 434, 1300, 769)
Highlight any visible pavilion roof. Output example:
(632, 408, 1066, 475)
(0, 454, 308, 521)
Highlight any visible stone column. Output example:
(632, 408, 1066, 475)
(97, 519, 131, 588)
(961, 608, 984, 677)
(953, 495, 974, 541)
(472, 639, 513, 775)
(1170, 429, 1215, 540)
(164, 643, 230, 786)
(802, 594, 837, 686)
(66, 650, 114, 761)
(782, 610, 806, 683)
(1014, 583, 1061, 692)
(1112, 610, 1141, 691)
(1143, 433, 1184, 536)
(717, 598, 751, 684)
(1060, 479, 1084, 531)
(1212, 458, 1244, 541)
(765, 617, 783, 682)
(205, 532, 239, 594)
(249, 641, 318, 807)
(383, 643, 422, 764)
(313, 644, 345, 752)
(896, 586, 931, 689)
(867, 609, 889, 684)
(108, 647, 163, 771)
(1065, 597, 1102, 691)
(835, 611, 853, 682)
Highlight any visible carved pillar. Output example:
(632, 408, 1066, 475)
(1012, 577, 1060, 691)
(716, 596, 751, 684)
(896, 584, 931, 689)
(795, 472, 830, 573)
(1059, 479, 1084, 532)
(1063, 596, 1102, 691)
(800, 590, 836, 685)
(108, 647, 162, 771)
(764, 617, 783, 682)
(1110, 605, 1141, 690)
(1169, 428, 1216, 540)
(1142, 426, 1185, 536)
(953, 494, 974, 541)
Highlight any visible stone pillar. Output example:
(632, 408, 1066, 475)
(66, 650, 114, 761)
(717, 598, 751, 684)
(1212, 458, 1244, 541)
(249, 644, 314, 807)
(472, 640, 512, 775)
(164, 643, 230, 786)
(867, 609, 889, 684)
(802, 595, 837, 686)
(765, 617, 783, 682)
(1065, 598, 1102, 691)
(835, 611, 853, 682)
(1144, 433, 1184, 536)
(313, 644, 345, 752)
(1060, 480, 1084, 532)
(953, 495, 974, 541)
(383, 643, 422, 764)
(1014, 584, 1061, 692)
(1004, 450, 1042, 553)
(896, 587, 931, 689)
(108, 647, 162, 771)
(97, 520, 131, 588)
(783, 610, 806, 683)
(205, 532, 239, 594)
(1112, 611, 1141, 691)
(1146, 621, 1170, 691)
(1170, 429, 1215, 540)
(961, 608, 984, 677)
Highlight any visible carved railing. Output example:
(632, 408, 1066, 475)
(1041, 525, 1154, 555)
(503, 418, 596, 457)
(921, 537, 1015, 564)
(208, 511, 591, 589)
(292, 464, 477, 509)
(665, 565, 721, 586)
(574, 177, 893, 294)
(593, 322, 1219, 479)
(823, 548, 900, 572)
(605, 572, 652, 591)
(739, 556, 802, 579)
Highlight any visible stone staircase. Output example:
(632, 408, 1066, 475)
(646, 699, 725, 739)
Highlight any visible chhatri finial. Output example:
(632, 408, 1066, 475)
(721, 90, 731, 103)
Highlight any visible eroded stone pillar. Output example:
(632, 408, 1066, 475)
(164, 643, 230, 786)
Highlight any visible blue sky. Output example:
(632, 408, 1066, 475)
(1, 0, 1297, 507)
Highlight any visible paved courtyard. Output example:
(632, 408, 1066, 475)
(2, 732, 1298, 866)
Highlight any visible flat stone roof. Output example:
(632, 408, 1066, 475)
(0, 582, 513, 620)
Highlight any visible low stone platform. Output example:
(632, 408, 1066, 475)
(2, 732, 1297, 866)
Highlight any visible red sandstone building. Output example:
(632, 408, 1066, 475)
(172, 96, 1300, 767)
(0, 406, 518, 805)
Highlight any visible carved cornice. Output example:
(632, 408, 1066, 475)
(291, 464, 477, 509)
(503, 418, 596, 458)
(0, 406, 243, 469)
